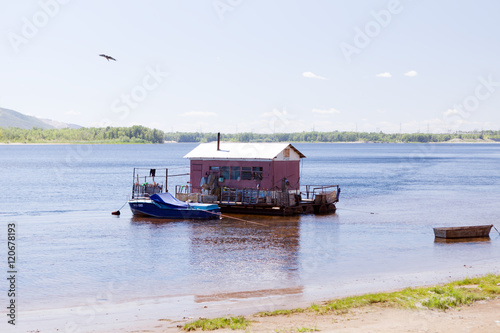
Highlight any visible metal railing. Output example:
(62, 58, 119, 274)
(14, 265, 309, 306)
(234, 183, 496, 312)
(302, 185, 340, 202)
(173, 183, 340, 207)
(131, 168, 168, 199)
(133, 183, 163, 198)
(220, 188, 292, 206)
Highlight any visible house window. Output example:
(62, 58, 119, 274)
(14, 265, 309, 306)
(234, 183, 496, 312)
(210, 166, 219, 171)
(241, 167, 252, 180)
(220, 166, 229, 179)
(230, 166, 241, 180)
(283, 148, 290, 158)
(252, 167, 263, 180)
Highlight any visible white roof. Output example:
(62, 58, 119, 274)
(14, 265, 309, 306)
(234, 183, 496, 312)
(184, 142, 305, 160)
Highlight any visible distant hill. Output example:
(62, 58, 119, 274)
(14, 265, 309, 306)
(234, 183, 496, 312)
(38, 117, 81, 129)
(0, 107, 81, 129)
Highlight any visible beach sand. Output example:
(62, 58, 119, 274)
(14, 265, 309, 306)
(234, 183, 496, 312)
(10, 292, 500, 333)
(15, 296, 498, 332)
(11, 271, 500, 333)
(142, 297, 500, 333)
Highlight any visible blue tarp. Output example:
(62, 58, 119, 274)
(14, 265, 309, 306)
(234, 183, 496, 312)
(150, 192, 189, 208)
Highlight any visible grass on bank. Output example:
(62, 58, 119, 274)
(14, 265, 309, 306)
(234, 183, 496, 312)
(183, 316, 249, 331)
(296, 327, 319, 332)
(183, 274, 500, 331)
(258, 274, 500, 318)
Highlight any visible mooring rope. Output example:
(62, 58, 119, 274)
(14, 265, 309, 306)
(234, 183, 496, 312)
(197, 208, 269, 227)
(336, 207, 375, 214)
(493, 224, 500, 236)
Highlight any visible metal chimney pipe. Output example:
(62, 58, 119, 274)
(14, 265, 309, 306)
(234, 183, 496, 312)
(217, 132, 220, 151)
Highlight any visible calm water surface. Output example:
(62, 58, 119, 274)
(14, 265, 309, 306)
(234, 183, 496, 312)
(1, 143, 499, 313)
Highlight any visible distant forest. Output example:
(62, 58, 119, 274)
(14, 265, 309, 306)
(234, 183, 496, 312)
(165, 131, 500, 143)
(0, 126, 165, 143)
(2, 127, 500, 144)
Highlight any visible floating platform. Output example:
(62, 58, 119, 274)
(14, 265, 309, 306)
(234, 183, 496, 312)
(217, 201, 337, 216)
(176, 185, 340, 216)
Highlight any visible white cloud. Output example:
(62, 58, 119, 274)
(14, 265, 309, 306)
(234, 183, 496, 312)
(66, 110, 81, 115)
(404, 70, 418, 77)
(443, 108, 459, 117)
(180, 111, 217, 117)
(260, 108, 290, 118)
(302, 72, 327, 80)
(312, 108, 340, 115)
(376, 72, 392, 78)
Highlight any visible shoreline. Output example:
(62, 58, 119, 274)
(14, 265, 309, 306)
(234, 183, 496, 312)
(8, 267, 499, 332)
(1, 139, 500, 145)
(225, 297, 500, 333)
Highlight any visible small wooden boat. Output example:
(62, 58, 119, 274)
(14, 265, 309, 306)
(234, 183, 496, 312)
(433, 225, 493, 239)
(434, 237, 491, 244)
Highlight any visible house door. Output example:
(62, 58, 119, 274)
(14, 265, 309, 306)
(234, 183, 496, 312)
(192, 163, 203, 191)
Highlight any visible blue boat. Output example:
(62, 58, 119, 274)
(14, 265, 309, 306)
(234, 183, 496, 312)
(127, 167, 220, 219)
(129, 192, 220, 219)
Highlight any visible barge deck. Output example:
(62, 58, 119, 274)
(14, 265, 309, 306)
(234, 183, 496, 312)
(176, 185, 340, 216)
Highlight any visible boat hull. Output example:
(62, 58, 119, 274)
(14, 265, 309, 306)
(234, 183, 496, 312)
(433, 225, 493, 239)
(129, 200, 220, 219)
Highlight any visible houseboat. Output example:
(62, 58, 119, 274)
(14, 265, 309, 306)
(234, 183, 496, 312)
(176, 135, 340, 216)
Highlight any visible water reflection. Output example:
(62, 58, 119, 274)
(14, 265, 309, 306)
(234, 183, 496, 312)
(434, 237, 491, 244)
(297, 214, 341, 281)
(130, 215, 191, 224)
(130, 214, 307, 300)
(195, 286, 304, 303)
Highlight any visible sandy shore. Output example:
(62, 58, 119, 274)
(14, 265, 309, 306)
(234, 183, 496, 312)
(136, 298, 500, 333)
(225, 298, 500, 333)
(11, 286, 499, 333)
(9, 266, 500, 333)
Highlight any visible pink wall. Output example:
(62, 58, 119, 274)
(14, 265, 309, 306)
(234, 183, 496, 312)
(272, 161, 300, 190)
(189, 159, 300, 192)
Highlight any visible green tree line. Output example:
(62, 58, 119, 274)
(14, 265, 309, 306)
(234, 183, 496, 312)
(165, 131, 500, 143)
(0, 126, 164, 143)
(3, 128, 500, 144)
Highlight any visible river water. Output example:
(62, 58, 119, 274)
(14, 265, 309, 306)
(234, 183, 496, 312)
(1, 143, 499, 325)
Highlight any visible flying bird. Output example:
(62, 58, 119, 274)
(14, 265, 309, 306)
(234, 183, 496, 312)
(99, 54, 116, 61)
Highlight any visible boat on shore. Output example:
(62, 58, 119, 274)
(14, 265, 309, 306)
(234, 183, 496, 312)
(433, 225, 493, 239)
(128, 168, 220, 219)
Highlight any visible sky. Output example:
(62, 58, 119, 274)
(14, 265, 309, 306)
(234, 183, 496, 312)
(1, 0, 500, 134)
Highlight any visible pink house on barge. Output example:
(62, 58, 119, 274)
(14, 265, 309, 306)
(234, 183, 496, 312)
(184, 142, 306, 193)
